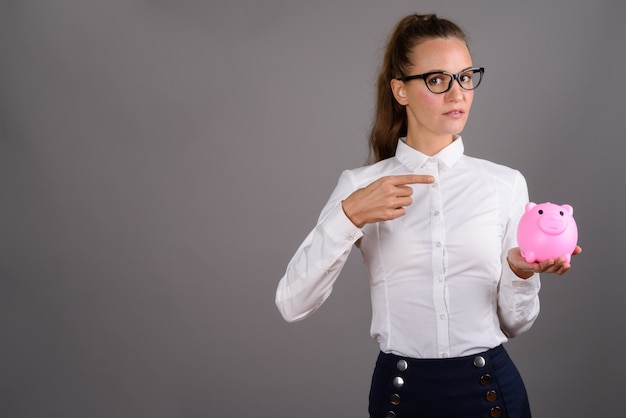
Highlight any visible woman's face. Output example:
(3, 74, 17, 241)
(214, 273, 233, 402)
(391, 37, 475, 148)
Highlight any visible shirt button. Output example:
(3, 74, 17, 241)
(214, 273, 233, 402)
(438, 276, 444, 282)
(435, 241, 442, 247)
(441, 352, 449, 358)
(440, 314, 446, 320)
(433, 210, 440, 216)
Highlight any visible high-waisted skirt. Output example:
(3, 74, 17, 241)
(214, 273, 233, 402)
(368, 345, 531, 418)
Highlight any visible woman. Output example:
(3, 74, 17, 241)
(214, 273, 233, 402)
(275, 13, 580, 418)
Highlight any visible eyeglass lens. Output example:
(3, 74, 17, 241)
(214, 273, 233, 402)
(426, 69, 482, 93)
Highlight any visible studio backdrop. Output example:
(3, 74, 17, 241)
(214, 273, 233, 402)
(1, 1, 624, 417)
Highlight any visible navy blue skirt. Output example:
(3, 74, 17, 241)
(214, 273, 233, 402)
(368, 345, 531, 418)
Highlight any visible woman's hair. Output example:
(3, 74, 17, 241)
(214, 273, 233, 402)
(368, 14, 469, 163)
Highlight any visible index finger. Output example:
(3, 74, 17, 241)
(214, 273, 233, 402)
(388, 174, 435, 185)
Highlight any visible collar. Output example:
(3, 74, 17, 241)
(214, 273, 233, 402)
(395, 136, 465, 171)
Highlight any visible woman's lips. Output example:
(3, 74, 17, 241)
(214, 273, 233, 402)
(444, 109, 464, 118)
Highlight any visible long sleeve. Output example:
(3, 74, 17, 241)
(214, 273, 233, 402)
(497, 171, 541, 338)
(275, 170, 364, 322)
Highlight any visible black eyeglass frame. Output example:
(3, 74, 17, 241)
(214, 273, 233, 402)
(396, 67, 485, 94)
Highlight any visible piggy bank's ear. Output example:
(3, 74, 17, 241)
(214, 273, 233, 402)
(561, 204, 573, 215)
(525, 202, 536, 212)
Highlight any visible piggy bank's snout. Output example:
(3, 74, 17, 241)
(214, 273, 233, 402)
(538, 216, 567, 235)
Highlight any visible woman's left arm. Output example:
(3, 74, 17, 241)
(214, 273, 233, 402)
(497, 171, 542, 338)
(497, 170, 583, 337)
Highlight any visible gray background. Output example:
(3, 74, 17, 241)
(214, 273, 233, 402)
(1, 0, 624, 417)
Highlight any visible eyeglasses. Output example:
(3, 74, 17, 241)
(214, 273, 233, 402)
(397, 67, 485, 94)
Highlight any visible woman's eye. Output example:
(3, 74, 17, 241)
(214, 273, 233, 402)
(428, 77, 444, 85)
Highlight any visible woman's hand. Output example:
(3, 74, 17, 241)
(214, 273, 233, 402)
(507, 245, 583, 279)
(341, 174, 435, 228)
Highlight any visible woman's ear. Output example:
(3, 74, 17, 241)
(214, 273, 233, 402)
(390, 78, 408, 106)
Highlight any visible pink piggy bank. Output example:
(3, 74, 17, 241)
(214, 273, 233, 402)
(517, 202, 578, 263)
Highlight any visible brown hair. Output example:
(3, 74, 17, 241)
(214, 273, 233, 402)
(368, 14, 469, 163)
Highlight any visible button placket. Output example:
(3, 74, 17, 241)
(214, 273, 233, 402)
(428, 158, 449, 358)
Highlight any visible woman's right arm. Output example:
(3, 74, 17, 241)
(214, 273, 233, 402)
(275, 171, 434, 322)
(275, 170, 363, 322)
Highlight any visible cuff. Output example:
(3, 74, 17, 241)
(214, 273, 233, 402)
(320, 202, 364, 244)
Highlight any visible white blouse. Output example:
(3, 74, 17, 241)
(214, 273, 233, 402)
(276, 137, 541, 359)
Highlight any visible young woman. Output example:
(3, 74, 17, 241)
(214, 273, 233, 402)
(275, 13, 580, 418)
